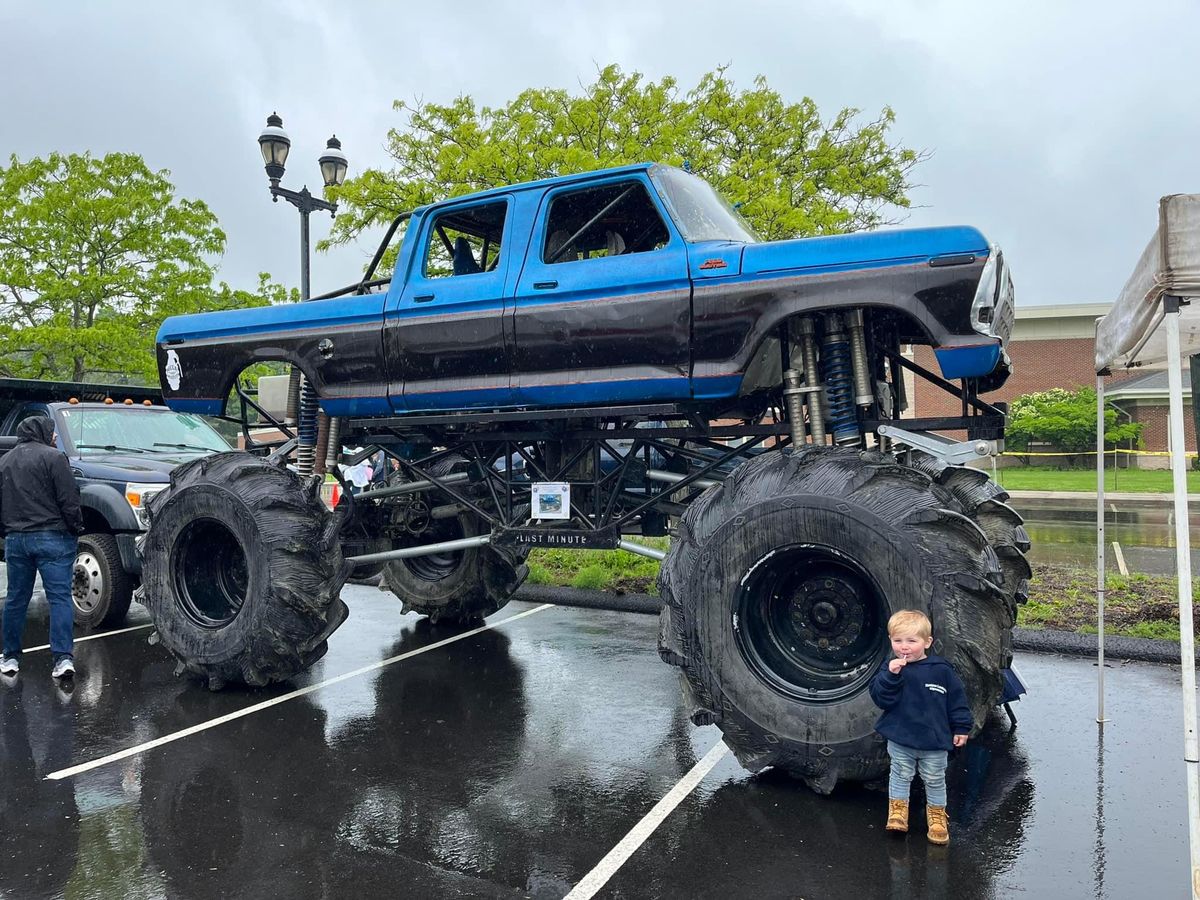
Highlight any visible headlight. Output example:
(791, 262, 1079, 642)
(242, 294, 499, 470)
(970, 244, 1016, 345)
(125, 483, 167, 529)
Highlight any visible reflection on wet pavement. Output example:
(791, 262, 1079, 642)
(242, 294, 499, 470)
(0, 585, 1194, 899)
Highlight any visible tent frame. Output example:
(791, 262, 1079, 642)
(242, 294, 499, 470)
(1098, 294, 1200, 896)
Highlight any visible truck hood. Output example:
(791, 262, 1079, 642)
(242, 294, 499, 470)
(69, 451, 209, 482)
(742, 225, 990, 276)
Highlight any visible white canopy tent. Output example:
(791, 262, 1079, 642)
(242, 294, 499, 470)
(1094, 193, 1200, 898)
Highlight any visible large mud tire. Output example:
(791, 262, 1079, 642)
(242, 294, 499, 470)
(382, 512, 529, 624)
(381, 455, 529, 624)
(658, 448, 1008, 793)
(138, 452, 349, 690)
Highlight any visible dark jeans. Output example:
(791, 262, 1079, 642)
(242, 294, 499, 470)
(3, 531, 76, 660)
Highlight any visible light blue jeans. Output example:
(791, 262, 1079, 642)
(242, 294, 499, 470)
(887, 740, 948, 807)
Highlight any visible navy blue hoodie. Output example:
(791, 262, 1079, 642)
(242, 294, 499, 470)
(868, 654, 973, 751)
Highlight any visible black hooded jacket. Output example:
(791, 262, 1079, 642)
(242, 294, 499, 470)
(0, 418, 84, 536)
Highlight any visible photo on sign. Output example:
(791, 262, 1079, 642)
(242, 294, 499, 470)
(532, 482, 570, 520)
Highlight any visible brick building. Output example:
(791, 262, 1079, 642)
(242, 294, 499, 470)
(908, 302, 1194, 459)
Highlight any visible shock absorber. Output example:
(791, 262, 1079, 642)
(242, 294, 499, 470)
(325, 416, 342, 472)
(845, 309, 874, 408)
(314, 411, 330, 476)
(285, 366, 302, 423)
(782, 368, 808, 448)
(296, 376, 319, 477)
(821, 313, 861, 446)
(796, 317, 826, 445)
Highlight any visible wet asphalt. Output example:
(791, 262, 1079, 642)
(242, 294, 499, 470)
(0, 582, 1197, 899)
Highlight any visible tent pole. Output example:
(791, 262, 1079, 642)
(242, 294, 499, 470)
(1096, 371, 1106, 725)
(1164, 299, 1200, 898)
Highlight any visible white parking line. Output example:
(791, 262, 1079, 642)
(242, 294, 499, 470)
(563, 739, 730, 899)
(1112, 540, 1129, 576)
(24, 623, 153, 653)
(46, 603, 553, 781)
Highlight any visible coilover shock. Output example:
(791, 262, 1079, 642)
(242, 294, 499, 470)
(821, 313, 861, 446)
(296, 376, 320, 477)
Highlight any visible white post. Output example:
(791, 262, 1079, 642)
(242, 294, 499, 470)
(1164, 303, 1200, 899)
(1096, 372, 1106, 724)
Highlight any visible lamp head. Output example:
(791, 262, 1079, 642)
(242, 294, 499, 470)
(319, 134, 348, 188)
(258, 112, 291, 185)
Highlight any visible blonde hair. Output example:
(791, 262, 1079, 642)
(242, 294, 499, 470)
(888, 610, 932, 640)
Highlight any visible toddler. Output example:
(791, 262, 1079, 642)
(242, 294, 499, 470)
(869, 609, 972, 845)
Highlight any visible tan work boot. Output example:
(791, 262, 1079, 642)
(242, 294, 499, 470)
(886, 799, 909, 833)
(926, 805, 950, 845)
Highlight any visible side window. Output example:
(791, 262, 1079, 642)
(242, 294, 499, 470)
(542, 181, 670, 265)
(422, 201, 507, 279)
(13, 407, 49, 429)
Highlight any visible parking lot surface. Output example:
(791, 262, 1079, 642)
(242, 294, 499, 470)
(0, 581, 1195, 899)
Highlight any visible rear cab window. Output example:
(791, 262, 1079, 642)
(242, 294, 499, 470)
(542, 180, 670, 265)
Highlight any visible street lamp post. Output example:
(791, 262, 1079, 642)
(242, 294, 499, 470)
(257, 112, 348, 302)
(257, 113, 349, 477)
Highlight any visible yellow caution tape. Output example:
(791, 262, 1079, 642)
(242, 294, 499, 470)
(999, 449, 1198, 458)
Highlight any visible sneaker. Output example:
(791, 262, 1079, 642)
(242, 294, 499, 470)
(51, 657, 75, 679)
(0, 656, 18, 676)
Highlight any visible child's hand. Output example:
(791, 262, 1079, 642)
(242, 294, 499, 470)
(953, 734, 968, 748)
(888, 656, 908, 675)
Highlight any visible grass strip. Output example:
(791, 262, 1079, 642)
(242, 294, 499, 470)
(528, 545, 1196, 642)
(993, 466, 1200, 494)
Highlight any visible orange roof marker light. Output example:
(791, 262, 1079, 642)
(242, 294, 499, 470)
(104, 398, 114, 405)
(142, 400, 153, 406)
(68, 398, 79, 405)
(124, 398, 134, 405)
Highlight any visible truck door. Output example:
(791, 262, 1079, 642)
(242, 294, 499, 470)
(390, 196, 515, 411)
(511, 175, 691, 407)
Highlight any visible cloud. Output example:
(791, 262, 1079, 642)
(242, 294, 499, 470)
(2, 0, 1197, 306)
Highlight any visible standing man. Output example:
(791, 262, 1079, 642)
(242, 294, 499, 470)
(0, 417, 84, 679)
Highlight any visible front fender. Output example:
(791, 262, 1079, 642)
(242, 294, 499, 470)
(155, 294, 389, 416)
(79, 482, 139, 532)
(691, 258, 999, 388)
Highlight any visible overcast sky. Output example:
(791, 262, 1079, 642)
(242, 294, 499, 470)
(2, 0, 1196, 308)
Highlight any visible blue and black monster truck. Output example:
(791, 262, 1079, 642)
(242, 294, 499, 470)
(140, 162, 1026, 791)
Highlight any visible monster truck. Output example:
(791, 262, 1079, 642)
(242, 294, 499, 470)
(141, 162, 1027, 790)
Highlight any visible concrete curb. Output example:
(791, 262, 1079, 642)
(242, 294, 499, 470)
(515, 584, 1199, 665)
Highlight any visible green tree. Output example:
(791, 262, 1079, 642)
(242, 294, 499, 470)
(0, 152, 290, 383)
(1006, 387, 1143, 458)
(323, 65, 925, 266)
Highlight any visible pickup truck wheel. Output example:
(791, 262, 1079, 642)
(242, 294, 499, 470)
(72, 533, 134, 629)
(658, 448, 1007, 793)
(138, 452, 350, 689)
(382, 512, 529, 624)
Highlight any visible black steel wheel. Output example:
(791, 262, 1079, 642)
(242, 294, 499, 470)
(72, 533, 134, 629)
(732, 546, 888, 702)
(137, 452, 349, 689)
(658, 447, 1008, 793)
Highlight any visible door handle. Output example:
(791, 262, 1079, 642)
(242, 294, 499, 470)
(533, 281, 558, 290)
(414, 293, 435, 303)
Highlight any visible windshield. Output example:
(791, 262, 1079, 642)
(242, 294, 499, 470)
(649, 165, 759, 244)
(58, 407, 231, 455)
